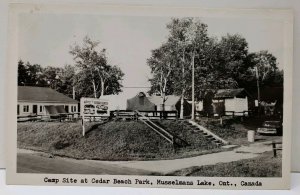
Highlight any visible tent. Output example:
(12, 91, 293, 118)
(126, 92, 155, 111)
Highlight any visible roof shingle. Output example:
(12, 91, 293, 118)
(18, 86, 78, 104)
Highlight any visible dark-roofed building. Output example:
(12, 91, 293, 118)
(213, 88, 249, 116)
(148, 95, 192, 117)
(18, 86, 79, 116)
(126, 92, 192, 117)
(126, 92, 156, 111)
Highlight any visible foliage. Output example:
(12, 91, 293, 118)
(148, 17, 284, 110)
(18, 60, 44, 86)
(70, 36, 124, 98)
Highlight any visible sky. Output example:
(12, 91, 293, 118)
(18, 13, 285, 96)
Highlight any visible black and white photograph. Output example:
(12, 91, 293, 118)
(6, 4, 293, 189)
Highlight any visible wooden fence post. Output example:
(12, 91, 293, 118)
(272, 142, 277, 157)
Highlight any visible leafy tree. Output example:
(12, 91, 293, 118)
(147, 42, 176, 111)
(70, 36, 124, 98)
(18, 60, 27, 86)
(245, 51, 283, 96)
(41, 66, 63, 90)
(57, 65, 76, 98)
(165, 18, 211, 118)
(18, 60, 44, 86)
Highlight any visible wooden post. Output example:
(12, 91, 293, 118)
(272, 142, 277, 157)
(82, 118, 85, 136)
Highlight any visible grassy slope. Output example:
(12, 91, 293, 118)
(167, 151, 282, 177)
(17, 120, 223, 161)
(18, 121, 173, 160)
(157, 120, 220, 150)
(196, 118, 248, 140)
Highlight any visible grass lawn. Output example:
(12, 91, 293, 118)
(195, 117, 281, 145)
(167, 151, 282, 177)
(17, 120, 224, 161)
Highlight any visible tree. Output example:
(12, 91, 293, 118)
(215, 34, 249, 85)
(70, 36, 124, 98)
(147, 42, 176, 111)
(57, 65, 76, 98)
(18, 60, 45, 86)
(245, 51, 283, 98)
(18, 60, 27, 86)
(166, 18, 210, 118)
(41, 66, 63, 90)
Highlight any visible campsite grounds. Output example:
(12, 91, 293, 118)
(17, 116, 282, 177)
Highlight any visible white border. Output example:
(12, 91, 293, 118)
(6, 3, 293, 190)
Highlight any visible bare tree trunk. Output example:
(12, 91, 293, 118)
(180, 48, 186, 119)
(180, 88, 185, 119)
(92, 79, 97, 98)
(100, 77, 104, 97)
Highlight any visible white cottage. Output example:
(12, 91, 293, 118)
(213, 88, 249, 116)
(17, 86, 78, 116)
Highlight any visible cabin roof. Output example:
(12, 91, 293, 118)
(18, 86, 78, 104)
(214, 88, 246, 99)
(148, 95, 181, 106)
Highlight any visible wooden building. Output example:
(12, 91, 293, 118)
(17, 86, 78, 116)
(212, 88, 249, 116)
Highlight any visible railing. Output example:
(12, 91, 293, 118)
(224, 111, 250, 117)
(138, 110, 178, 119)
(110, 110, 178, 120)
(17, 113, 80, 122)
(135, 110, 174, 144)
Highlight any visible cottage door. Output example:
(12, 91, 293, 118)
(65, 105, 69, 113)
(33, 105, 38, 115)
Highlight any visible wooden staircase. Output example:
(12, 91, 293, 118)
(135, 110, 189, 147)
(182, 120, 229, 147)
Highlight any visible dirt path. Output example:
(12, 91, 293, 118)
(17, 152, 157, 175)
(17, 141, 275, 175)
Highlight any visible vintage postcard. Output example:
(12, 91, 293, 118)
(6, 3, 293, 189)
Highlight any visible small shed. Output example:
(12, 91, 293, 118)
(213, 88, 249, 116)
(126, 92, 155, 111)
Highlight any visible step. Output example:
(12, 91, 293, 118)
(212, 139, 222, 143)
(206, 137, 215, 140)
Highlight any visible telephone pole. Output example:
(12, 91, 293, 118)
(255, 66, 261, 114)
(191, 52, 195, 120)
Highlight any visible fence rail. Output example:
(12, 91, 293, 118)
(17, 113, 80, 122)
(135, 110, 174, 144)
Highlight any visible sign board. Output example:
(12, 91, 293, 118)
(80, 97, 109, 119)
(80, 97, 110, 136)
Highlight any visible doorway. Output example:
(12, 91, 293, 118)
(33, 105, 38, 115)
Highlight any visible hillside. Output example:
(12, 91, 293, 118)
(17, 120, 223, 160)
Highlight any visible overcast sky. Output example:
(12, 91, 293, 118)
(19, 13, 284, 91)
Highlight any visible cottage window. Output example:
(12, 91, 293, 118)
(40, 106, 43, 112)
(71, 106, 74, 112)
(23, 105, 29, 113)
(73, 106, 76, 112)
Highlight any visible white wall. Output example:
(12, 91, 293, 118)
(17, 102, 78, 116)
(222, 97, 248, 116)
